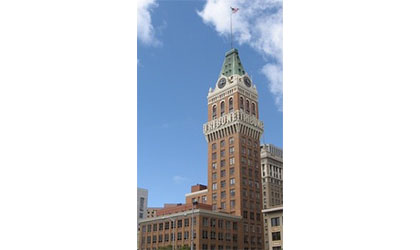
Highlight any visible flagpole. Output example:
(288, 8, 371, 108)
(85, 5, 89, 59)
(230, 10, 233, 49)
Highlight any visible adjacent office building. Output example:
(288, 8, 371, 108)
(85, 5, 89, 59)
(260, 144, 283, 250)
(262, 206, 283, 250)
(261, 144, 283, 209)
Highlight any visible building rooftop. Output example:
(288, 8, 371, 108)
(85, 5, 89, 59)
(219, 48, 246, 77)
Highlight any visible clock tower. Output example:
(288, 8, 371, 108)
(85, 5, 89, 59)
(203, 48, 265, 249)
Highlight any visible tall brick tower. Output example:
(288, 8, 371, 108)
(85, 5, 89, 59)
(203, 48, 265, 249)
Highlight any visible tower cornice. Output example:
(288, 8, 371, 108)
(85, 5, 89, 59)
(203, 110, 264, 142)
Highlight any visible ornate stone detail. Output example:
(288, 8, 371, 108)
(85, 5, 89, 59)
(203, 110, 264, 142)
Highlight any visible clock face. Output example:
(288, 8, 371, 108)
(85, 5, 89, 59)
(244, 76, 251, 87)
(218, 78, 226, 89)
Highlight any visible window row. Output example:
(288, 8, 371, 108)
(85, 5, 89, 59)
(142, 231, 196, 244)
(202, 218, 238, 230)
(201, 245, 238, 250)
(212, 178, 235, 190)
(211, 97, 257, 120)
(240, 137, 259, 148)
(212, 138, 235, 151)
(211, 158, 235, 169)
(243, 235, 262, 245)
(242, 211, 261, 221)
(142, 218, 197, 232)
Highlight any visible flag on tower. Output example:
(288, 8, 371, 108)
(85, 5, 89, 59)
(231, 7, 239, 14)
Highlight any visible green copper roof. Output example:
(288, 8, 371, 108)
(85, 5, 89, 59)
(219, 48, 246, 77)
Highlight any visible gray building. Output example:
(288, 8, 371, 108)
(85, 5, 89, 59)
(261, 144, 283, 209)
(260, 144, 283, 250)
(137, 188, 148, 223)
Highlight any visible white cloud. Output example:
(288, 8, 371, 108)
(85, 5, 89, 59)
(138, 0, 160, 46)
(198, 0, 283, 111)
(173, 175, 188, 184)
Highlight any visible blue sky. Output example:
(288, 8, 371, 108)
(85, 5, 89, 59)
(138, 0, 282, 207)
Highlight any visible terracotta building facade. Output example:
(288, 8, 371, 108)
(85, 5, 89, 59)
(139, 49, 266, 250)
(203, 48, 265, 250)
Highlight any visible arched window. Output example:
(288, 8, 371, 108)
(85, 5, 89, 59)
(220, 101, 225, 116)
(212, 105, 217, 119)
(229, 98, 233, 112)
(252, 103, 256, 115)
(240, 97, 244, 110)
(246, 100, 250, 114)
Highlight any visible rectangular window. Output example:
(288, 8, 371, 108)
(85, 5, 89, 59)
(212, 183, 217, 190)
(272, 232, 281, 241)
(250, 212, 254, 220)
(220, 140, 225, 147)
(229, 157, 235, 165)
(225, 221, 231, 230)
(229, 168, 234, 175)
(221, 170, 226, 177)
(221, 180, 226, 188)
(271, 217, 280, 226)
(202, 195, 207, 203)
(177, 219, 182, 228)
(158, 234, 163, 242)
(202, 230, 208, 239)
(202, 244, 208, 250)
(230, 188, 235, 196)
(221, 150, 225, 157)
(164, 234, 169, 242)
(152, 235, 156, 243)
(229, 137, 234, 144)
(218, 219, 223, 228)
(218, 232, 224, 240)
(212, 193, 217, 201)
(230, 178, 235, 185)
(165, 222, 169, 229)
(177, 232, 182, 240)
(212, 162, 217, 169)
(225, 233, 231, 241)
(210, 231, 216, 239)
(147, 224, 151, 232)
(203, 217, 209, 226)
(221, 202, 226, 209)
(233, 222, 238, 230)
(184, 231, 189, 239)
(243, 211, 248, 218)
(221, 191, 226, 199)
(212, 143, 216, 150)
(233, 234, 238, 242)
(159, 223, 163, 230)
(229, 146, 234, 154)
(211, 218, 216, 227)
(184, 218, 189, 227)
(230, 200, 235, 208)
(220, 160, 226, 167)
(212, 173, 217, 180)
(212, 152, 217, 160)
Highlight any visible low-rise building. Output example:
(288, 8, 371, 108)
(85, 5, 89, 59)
(138, 203, 243, 250)
(262, 206, 283, 250)
(185, 184, 208, 204)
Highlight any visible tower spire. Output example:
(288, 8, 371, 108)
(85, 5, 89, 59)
(219, 48, 246, 77)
